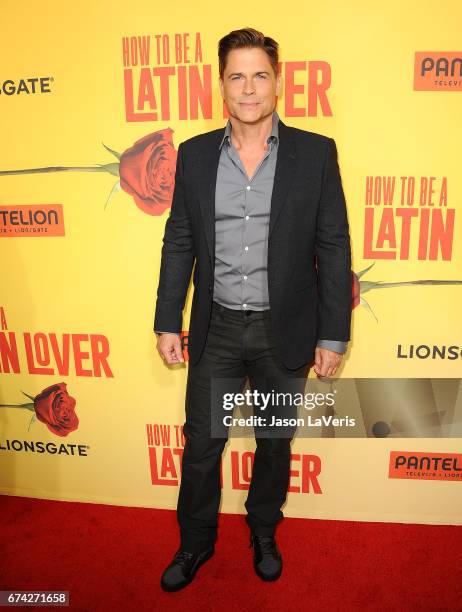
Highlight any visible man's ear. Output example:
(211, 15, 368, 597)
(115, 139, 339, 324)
(275, 73, 281, 97)
(218, 77, 224, 98)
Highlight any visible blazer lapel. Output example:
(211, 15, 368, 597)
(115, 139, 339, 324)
(198, 129, 224, 266)
(268, 118, 297, 239)
(198, 117, 297, 265)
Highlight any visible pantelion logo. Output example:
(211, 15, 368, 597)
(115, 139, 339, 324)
(414, 52, 462, 90)
(389, 451, 462, 481)
(0, 204, 64, 237)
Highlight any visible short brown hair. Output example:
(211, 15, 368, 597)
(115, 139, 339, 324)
(218, 28, 279, 79)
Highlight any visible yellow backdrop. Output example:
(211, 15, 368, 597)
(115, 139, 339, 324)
(1, 0, 461, 525)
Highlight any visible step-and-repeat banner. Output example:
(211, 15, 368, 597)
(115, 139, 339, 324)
(1, 1, 461, 525)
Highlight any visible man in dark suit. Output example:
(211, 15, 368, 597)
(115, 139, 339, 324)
(154, 27, 352, 591)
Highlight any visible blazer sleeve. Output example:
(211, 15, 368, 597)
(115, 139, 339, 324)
(314, 138, 352, 342)
(153, 142, 195, 333)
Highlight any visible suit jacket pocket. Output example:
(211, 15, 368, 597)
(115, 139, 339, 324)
(294, 273, 316, 292)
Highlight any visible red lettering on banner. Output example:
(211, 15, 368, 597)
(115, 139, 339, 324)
(0, 331, 20, 373)
(161, 447, 179, 479)
(365, 176, 396, 206)
(122, 36, 151, 66)
(147, 424, 184, 448)
(363, 176, 454, 260)
(194, 32, 203, 63)
(284, 61, 305, 116)
(300, 454, 322, 494)
(124, 65, 213, 121)
(231, 450, 322, 494)
(0, 326, 113, 377)
(146, 423, 223, 488)
(154, 34, 169, 64)
(287, 454, 323, 493)
(123, 35, 334, 121)
(283, 61, 332, 117)
(148, 446, 183, 485)
(376, 209, 398, 249)
(174, 33, 190, 63)
(146, 424, 171, 446)
(20, 333, 113, 377)
(364, 207, 455, 260)
(231, 451, 254, 490)
(439, 178, 448, 205)
(179, 332, 189, 362)
(146, 426, 321, 493)
(0, 307, 7, 329)
(173, 425, 185, 447)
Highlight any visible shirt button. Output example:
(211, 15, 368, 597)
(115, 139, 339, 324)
(245, 215, 250, 220)
(246, 185, 251, 191)
(244, 246, 249, 251)
(243, 303, 247, 308)
(243, 275, 248, 280)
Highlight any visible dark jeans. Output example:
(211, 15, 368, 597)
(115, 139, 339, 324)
(178, 300, 310, 552)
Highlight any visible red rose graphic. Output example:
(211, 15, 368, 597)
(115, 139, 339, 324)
(34, 382, 79, 437)
(119, 127, 177, 216)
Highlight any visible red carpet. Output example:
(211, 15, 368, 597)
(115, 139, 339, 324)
(1, 495, 461, 611)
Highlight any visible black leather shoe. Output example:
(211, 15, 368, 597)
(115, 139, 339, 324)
(160, 545, 214, 592)
(249, 534, 282, 581)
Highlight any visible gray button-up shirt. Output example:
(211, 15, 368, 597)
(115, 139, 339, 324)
(156, 109, 347, 354)
(212, 109, 278, 310)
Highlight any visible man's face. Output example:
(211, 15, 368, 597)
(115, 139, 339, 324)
(219, 47, 281, 124)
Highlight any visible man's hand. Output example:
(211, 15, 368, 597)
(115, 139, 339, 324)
(314, 346, 343, 378)
(156, 333, 184, 364)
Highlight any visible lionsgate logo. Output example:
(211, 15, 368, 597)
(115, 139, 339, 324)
(0, 76, 54, 95)
(397, 343, 462, 360)
(0, 439, 89, 456)
(414, 52, 462, 90)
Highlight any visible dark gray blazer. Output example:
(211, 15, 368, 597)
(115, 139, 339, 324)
(154, 117, 352, 369)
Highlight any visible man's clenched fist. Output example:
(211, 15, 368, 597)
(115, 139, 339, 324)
(156, 333, 184, 364)
(313, 346, 343, 378)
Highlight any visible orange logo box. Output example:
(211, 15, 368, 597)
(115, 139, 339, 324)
(414, 52, 462, 91)
(0, 204, 65, 237)
(389, 451, 462, 481)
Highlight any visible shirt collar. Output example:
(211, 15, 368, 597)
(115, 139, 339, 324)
(219, 109, 280, 150)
